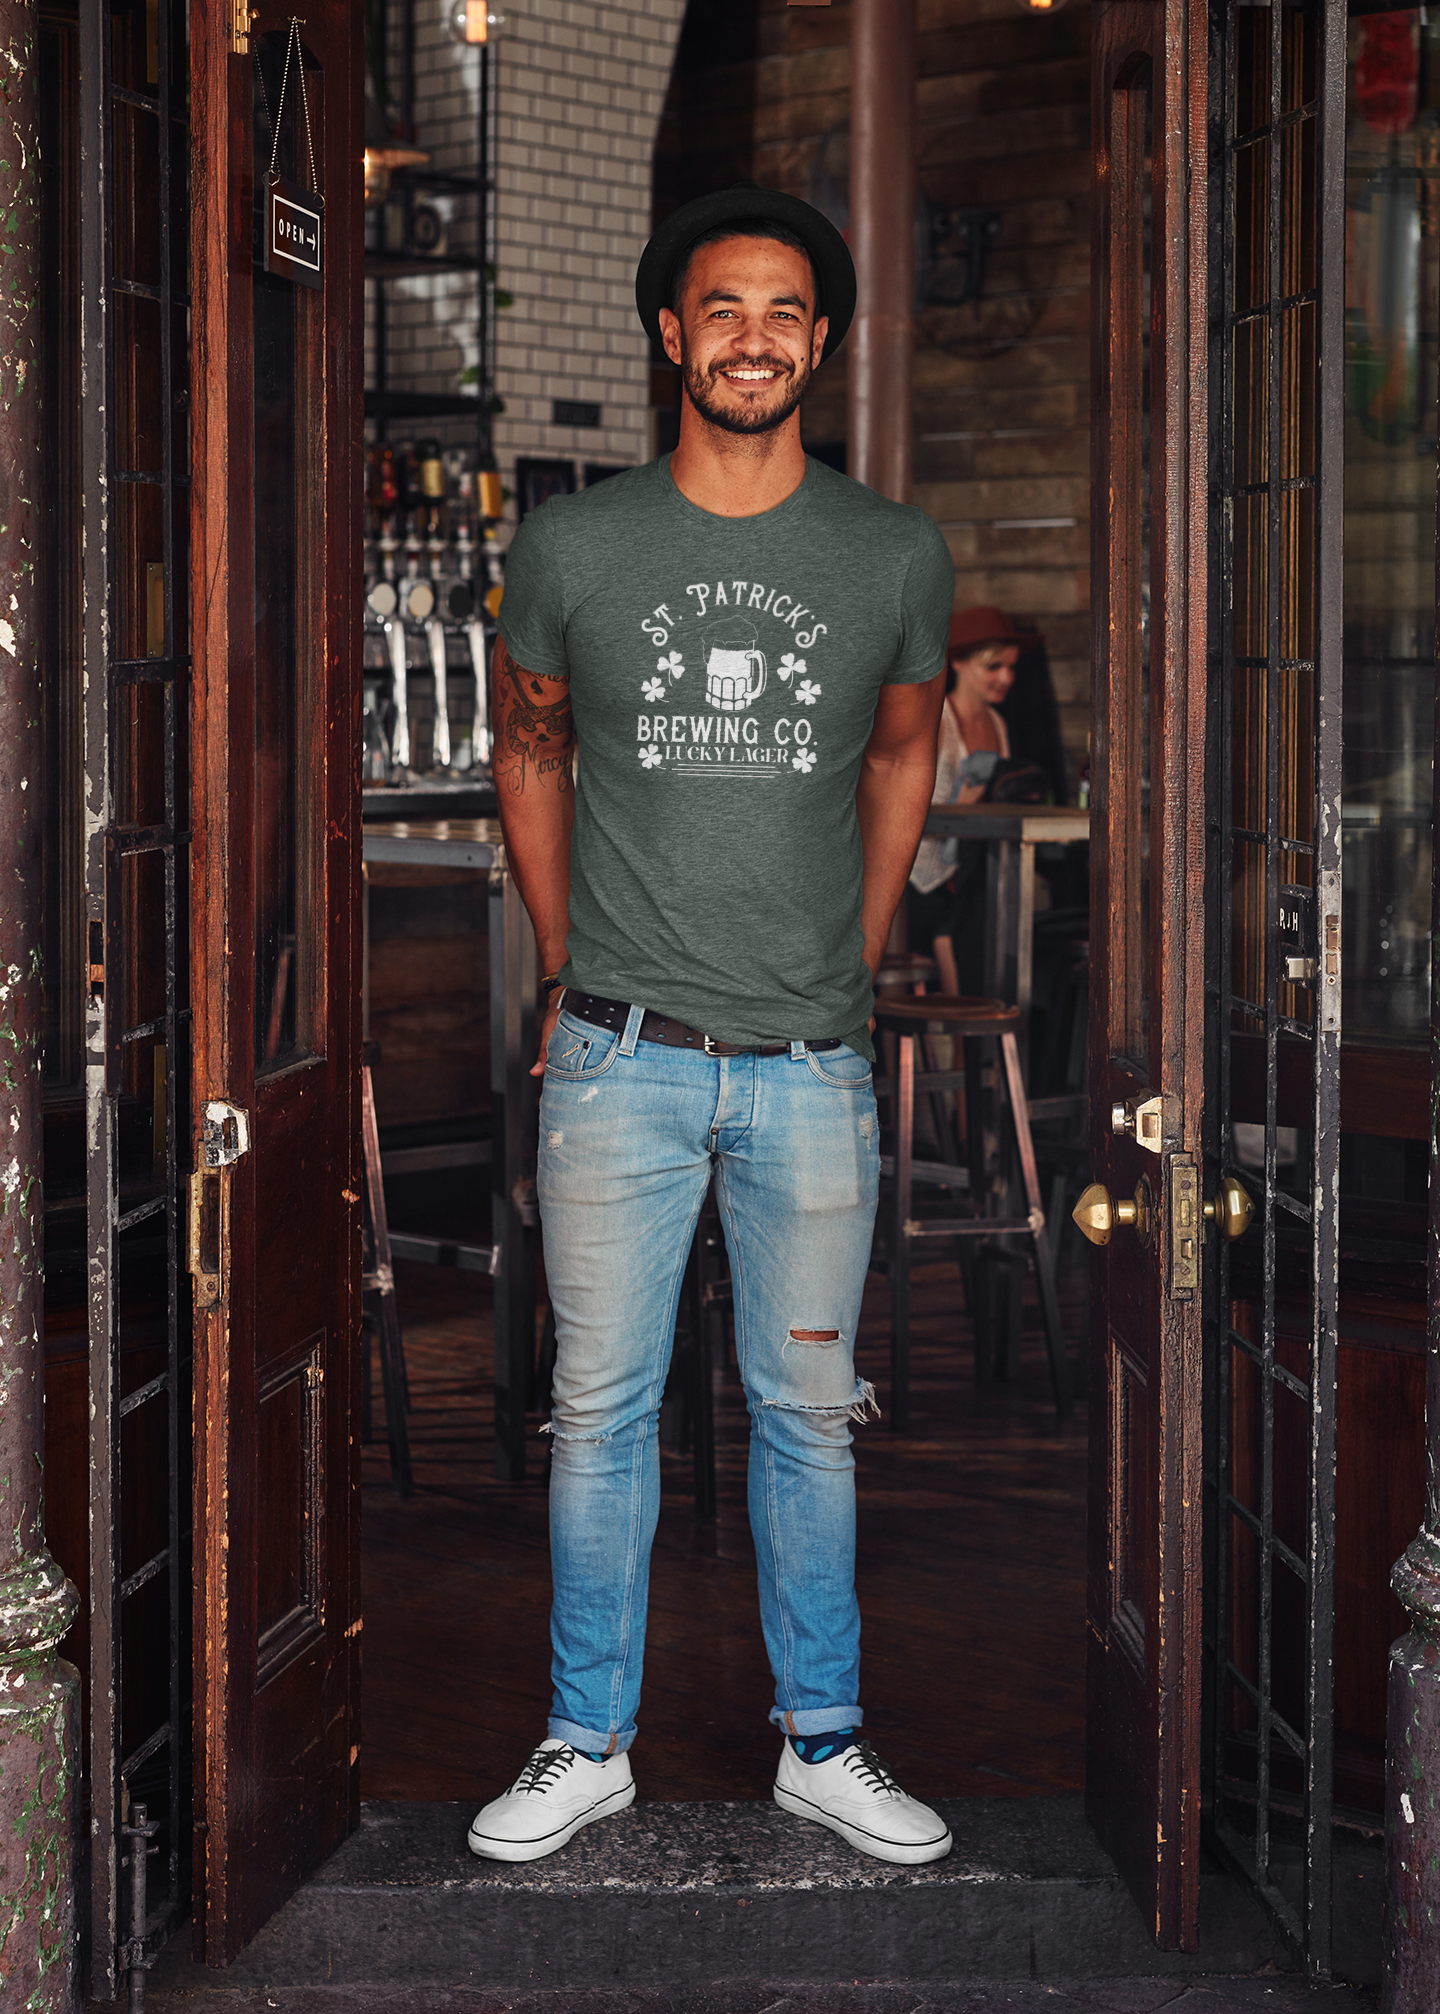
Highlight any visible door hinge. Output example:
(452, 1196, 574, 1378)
(201, 1100, 251, 1168)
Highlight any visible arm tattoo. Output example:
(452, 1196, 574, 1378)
(492, 636, 574, 796)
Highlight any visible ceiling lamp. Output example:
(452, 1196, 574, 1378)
(448, 1, 506, 43)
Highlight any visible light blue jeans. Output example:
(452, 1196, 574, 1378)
(537, 1001, 881, 1759)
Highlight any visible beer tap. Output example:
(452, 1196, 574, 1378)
(387, 610, 411, 771)
(425, 612, 452, 770)
(466, 617, 491, 767)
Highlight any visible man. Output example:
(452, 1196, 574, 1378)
(467, 185, 954, 1869)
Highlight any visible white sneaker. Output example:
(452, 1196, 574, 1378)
(467, 1738, 636, 1863)
(773, 1738, 952, 1865)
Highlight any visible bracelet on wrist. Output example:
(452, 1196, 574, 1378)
(540, 973, 565, 993)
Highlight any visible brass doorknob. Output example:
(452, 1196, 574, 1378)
(1204, 1174, 1253, 1240)
(1072, 1181, 1145, 1247)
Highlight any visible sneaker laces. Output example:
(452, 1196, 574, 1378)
(513, 1744, 579, 1796)
(845, 1741, 904, 1798)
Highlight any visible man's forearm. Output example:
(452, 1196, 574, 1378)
(497, 792, 575, 975)
(856, 753, 936, 975)
(492, 638, 577, 974)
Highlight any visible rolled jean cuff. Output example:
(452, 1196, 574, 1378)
(769, 1705, 864, 1738)
(548, 1715, 636, 1757)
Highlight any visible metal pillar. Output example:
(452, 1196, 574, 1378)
(847, 0, 915, 504)
(0, 0, 82, 2005)
(1383, 677, 1440, 2008)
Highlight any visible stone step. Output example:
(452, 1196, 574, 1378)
(158, 1795, 1326, 1994)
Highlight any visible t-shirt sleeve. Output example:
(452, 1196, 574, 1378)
(496, 503, 571, 681)
(885, 511, 955, 685)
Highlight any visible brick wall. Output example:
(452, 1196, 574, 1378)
(368, 0, 687, 534)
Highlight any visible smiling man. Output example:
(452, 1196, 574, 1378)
(467, 186, 955, 1869)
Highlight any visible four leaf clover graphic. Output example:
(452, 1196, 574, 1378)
(792, 749, 818, 775)
(642, 677, 666, 702)
(657, 651, 685, 679)
(794, 679, 821, 706)
(639, 745, 664, 769)
(778, 653, 806, 682)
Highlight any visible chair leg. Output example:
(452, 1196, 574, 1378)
(999, 1032, 1072, 1418)
(373, 1286, 415, 1496)
(361, 1063, 415, 1494)
(890, 1032, 915, 1431)
(360, 1319, 374, 1444)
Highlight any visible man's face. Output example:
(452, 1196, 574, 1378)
(658, 236, 829, 437)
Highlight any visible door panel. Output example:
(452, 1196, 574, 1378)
(190, 0, 363, 1962)
(1086, 0, 1209, 1951)
(1206, 0, 1345, 1974)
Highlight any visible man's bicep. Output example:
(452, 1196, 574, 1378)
(867, 669, 945, 760)
(492, 636, 575, 796)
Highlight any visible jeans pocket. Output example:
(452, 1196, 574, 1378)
(803, 1044, 874, 1089)
(546, 1011, 621, 1080)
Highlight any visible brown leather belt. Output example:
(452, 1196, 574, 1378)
(560, 989, 842, 1059)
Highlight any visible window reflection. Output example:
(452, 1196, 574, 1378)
(1343, 8, 1438, 1042)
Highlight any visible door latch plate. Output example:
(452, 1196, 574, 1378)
(201, 1100, 251, 1168)
(1170, 1153, 1199, 1299)
(1110, 1091, 1179, 1156)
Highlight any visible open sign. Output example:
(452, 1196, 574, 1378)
(264, 174, 323, 290)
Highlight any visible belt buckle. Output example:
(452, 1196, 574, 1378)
(703, 1034, 722, 1056)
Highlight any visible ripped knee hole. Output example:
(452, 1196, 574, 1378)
(788, 1328, 840, 1343)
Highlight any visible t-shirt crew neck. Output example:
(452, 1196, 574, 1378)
(498, 453, 955, 1060)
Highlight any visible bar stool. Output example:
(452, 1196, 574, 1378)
(360, 1038, 414, 1496)
(874, 994, 1071, 1426)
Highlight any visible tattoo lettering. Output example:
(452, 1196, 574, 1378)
(492, 636, 575, 796)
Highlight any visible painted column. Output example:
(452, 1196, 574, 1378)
(1384, 680, 1440, 2007)
(0, 1, 82, 2008)
(847, 0, 916, 506)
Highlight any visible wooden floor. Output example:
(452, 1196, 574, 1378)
(360, 1241, 1091, 1807)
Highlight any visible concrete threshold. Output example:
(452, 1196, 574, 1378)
(148, 1795, 1353, 1994)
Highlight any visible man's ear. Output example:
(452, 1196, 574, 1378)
(658, 306, 683, 369)
(811, 314, 830, 370)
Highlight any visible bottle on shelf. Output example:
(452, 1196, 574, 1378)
(1077, 737, 1091, 812)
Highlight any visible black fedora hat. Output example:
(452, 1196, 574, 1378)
(635, 183, 856, 364)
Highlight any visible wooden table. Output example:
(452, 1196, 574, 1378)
(922, 805, 1090, 1053)
(361, 818, 537, 1482)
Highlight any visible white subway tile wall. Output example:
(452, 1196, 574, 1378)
(368, 0, 686, 540)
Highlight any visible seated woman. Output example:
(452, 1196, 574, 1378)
(907, 604, 1026, 997)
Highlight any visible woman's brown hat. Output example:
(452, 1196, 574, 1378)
(948, 604, 1042, 655)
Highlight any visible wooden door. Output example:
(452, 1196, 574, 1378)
(1083, 0, 1208, 1952)
(189, 0, 363, 1962)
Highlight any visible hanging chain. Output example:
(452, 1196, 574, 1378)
(267, 17, 321, 200)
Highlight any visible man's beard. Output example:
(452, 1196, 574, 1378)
(681, 346, 811, 436)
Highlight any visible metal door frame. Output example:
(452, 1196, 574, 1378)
(81, 0, 192, 1991)
(1204, 0, 1344, 1975)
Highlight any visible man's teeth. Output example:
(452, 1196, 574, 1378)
(727, 369, 775, 380)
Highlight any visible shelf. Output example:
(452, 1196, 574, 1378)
(365, 252, 482, 279)
(364, 390, 483, 420)
(386, 167, 491, 195)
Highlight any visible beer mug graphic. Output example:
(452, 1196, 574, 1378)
(702, 614, 767, 713)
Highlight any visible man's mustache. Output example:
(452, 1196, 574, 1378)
(707, 354, 795, 380)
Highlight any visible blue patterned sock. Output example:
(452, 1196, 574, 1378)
(788, 1727, 858, 1766)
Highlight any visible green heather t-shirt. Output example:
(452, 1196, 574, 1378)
(498, 454, 955, 1059)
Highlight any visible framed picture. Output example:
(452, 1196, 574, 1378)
(514, 457, 576, 520)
